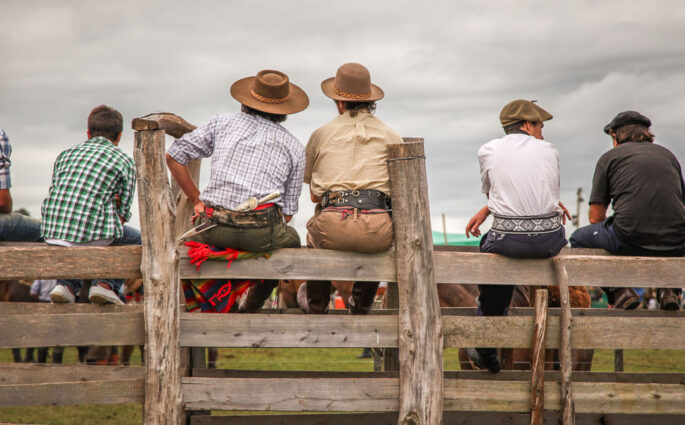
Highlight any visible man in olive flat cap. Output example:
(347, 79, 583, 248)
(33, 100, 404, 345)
(570, 111, 685, 310)
(465, 99, 570, 372)
(297, 62, 402, 315)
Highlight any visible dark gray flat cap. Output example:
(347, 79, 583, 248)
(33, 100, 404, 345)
(604, 111, 651, 134)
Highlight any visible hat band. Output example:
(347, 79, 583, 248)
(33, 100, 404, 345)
(334, 85, 371, 100)
(250, 89, 289, 104)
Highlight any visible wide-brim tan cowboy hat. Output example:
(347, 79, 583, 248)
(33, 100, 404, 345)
(321, 63, 384, 102)
(230, 69, 309, 115)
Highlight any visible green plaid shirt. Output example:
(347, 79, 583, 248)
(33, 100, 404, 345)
(41, 137, 136, 242)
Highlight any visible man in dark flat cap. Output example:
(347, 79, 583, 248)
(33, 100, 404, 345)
(465, 99, 570, 372)
(570, 111, 685, 310)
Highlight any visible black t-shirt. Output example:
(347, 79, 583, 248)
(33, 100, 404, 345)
(590, 141, 685, 250)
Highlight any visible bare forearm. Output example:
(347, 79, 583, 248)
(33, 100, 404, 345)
(588, 203, 608, 224)
(166, 154, 201, 204)
(0, 189, 12, 213)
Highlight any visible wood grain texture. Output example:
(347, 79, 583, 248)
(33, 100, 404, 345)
(530, 289, 548, 425)
(1, 310, 680, 350)
(190, 413, 685, 425)
(0, 245, 142, 280)
(383, 282, 400, 372)
(0, 364, 143, 385)
(387, 141, 443, 425)
(180, 313, 396, 348)
(179, 247, 396, 281)
(135, 129, 184, 425)
(555, 258, 576, 425)
(183, 377, 399, 412)
(3, 244, 683, 288)
(0, 379, 143, 406)
(179, 249, 685, 288)
(561, 255, 685, 287)
(0, 301, 142, 315)
(181, 377, 685, 415)
(0, 312, 144, 348)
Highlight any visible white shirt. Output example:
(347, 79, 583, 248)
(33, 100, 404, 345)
(479, 133, 562, 217)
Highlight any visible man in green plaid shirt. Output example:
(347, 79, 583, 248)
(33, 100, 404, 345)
(41, 105, 141, 305)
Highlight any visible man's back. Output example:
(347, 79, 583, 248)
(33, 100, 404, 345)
(41, 137, 135, 243)
(590, 141, 685, 249)
(305, 110, 402, 197)
(479, 133, 561, 217)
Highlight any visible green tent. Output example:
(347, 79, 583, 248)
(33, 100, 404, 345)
(432, 231, 481, 246)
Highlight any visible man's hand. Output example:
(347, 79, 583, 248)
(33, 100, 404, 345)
(558, 201, 571, 224)
(466, 206, 491, 238)
(191, 199, 206, 224)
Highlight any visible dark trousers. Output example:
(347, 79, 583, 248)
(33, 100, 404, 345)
(53, 225, 142, 302)
(478, 227, 567, 317)
(569, 218, 683, 303)
(306, 281, 380, 314)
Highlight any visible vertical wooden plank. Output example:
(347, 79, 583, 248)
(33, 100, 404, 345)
(383, 282, 400, 372)
(554, 258, 576, 425)
(530, 289, 548, 425)
(387, 141, 443, 425)
(135, 129, 183, 425)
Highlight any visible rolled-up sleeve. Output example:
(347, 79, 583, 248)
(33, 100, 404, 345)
(0, 129, 12, 189)
(282, 146, 305, 216)
(478, 147, 490, 195)
(167, 117, 216, 164)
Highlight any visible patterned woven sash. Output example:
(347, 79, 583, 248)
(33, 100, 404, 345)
(491, 212, 562, 234)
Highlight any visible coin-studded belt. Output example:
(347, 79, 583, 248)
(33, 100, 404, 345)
(320, 189, 390, 210)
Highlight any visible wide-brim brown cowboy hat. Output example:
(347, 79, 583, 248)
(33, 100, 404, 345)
(230, 69, 309, 115)
(321, 63, 384, 102)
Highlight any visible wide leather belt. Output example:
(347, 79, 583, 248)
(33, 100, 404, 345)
(205, 204, 282, 229)
(491, 212, 562, 234)
(321, 189, 390, 210)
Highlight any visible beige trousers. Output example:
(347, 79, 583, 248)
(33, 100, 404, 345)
(303, 208, 393, 314)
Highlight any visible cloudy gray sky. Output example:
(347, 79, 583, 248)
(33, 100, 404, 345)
(2, 0, 684, 239)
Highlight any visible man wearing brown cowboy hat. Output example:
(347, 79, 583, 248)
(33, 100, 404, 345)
(165, 69, 309, 312)
(465, 99, 571, 372)
(570, 111, 685, 311)
(297, 62, 402, 315)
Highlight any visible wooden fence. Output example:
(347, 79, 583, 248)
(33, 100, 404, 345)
(1, 129, 684, 425)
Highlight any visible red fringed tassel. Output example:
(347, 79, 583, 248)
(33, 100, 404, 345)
(185, 241, 239, 271)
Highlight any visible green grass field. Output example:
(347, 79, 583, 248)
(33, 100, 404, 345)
(1, 346, 684, 424)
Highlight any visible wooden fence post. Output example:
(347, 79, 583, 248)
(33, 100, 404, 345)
(135, 130, 183, 425)
(382, 282, 400, 372)
(530, 289, 548, 425)
(553, 258, 576, 425)
(387, 141, 443, 425)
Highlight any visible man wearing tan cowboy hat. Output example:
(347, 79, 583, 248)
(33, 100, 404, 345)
(465, 99, 571, 372)
(570, 111, 685, 311)
(297, 62, 402, 315)
(165, 69, 308, 312)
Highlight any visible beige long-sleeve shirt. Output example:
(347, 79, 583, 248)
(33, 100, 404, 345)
(304, 110, 402, 197)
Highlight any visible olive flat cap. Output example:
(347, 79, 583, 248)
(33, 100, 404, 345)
(499, 99, 553, 127)
(603, 110, 651, 134)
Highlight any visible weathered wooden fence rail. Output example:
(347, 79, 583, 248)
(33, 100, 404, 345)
(2, 246, 684, 421)
(1, 130, 684, 425)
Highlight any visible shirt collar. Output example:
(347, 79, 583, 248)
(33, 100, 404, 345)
(88, 136, 115, 145)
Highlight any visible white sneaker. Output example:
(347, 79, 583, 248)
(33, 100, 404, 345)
(50, 285, 75, 303)
(89, 284, 124, 305)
